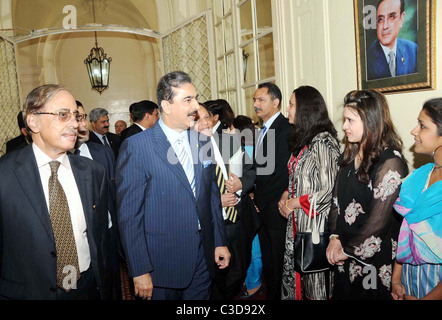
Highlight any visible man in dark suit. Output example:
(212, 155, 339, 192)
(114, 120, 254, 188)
(0, 84, 110, 300)
(367, 0, 417, 80)
(5, 111, 31, 154)
(120, 100, 159, 141)
(74, 101, 122, 300)
(116, 71, 230, 300)
(88, 108, 121, 158)
(195, 103, 256, 300)
(252, 82, 291, 300)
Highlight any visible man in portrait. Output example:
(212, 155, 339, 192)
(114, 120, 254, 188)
(367, 0, 418, 81)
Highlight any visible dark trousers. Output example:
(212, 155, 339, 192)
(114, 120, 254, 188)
(258, 226, 286, 300)
(55, 267, 100, 300)
(104, 226, 122, 300)
(211, 220, 252, 300)
(151, 233, 211, 300)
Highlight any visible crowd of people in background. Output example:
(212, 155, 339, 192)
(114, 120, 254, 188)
(0, 70, 441, 300)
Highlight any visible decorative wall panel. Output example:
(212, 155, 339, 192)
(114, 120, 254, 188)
(0, 37, 21, 156)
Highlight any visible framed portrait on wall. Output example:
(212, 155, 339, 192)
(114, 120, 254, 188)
(354, 0, 436, 93)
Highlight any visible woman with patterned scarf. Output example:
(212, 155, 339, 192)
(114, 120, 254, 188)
(392, 99, 442, 300)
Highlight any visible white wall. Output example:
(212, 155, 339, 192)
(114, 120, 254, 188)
(16, 31, 161, 132)
(327, 0, 442, 169)
(280, 0, 442, 169)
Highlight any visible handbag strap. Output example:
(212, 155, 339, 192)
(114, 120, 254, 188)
(291, 146, 308, 240)
(307, 193, 318, 231)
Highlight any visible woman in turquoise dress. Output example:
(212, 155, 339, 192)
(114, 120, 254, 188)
(392, 99, 442, 300)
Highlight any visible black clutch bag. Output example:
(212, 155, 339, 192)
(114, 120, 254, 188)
(293, 194, 331, 274)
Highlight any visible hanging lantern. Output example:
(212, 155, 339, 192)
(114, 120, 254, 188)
(84, 31, 112, 94)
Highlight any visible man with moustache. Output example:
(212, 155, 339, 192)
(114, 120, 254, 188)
(117, 71, 230, 300)
(367, 0, 417, 80)
(88, 108, 121, 158)
(74, 100, 122, 299)
(0, 84, 110, 299)
(252, 82, 291, 300)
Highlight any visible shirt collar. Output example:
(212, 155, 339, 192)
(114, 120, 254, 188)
(135, 122, 146, 131)
(380, 40, 397, 63)
(263, 111, 281, 129)
(93, 131, 105, 140)
(32, 143, 70, 169)
(212, 121, 221, 134)
(158, 117, 187, 145)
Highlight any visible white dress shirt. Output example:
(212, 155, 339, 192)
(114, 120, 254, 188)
(380, 41, 398, 67)
(211, 135, 228, 220)
(92, 131, 110, 146)
(256, 111, 280, 154)
(33, 143, 91, 273)
(135, 122, 146, 131)
(158, 118, 192, 162)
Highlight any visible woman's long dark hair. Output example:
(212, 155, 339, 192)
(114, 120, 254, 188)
(288, 86, 337, 156)
(341, 89, 404, 184)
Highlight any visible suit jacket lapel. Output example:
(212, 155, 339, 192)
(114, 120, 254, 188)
(396, 41, 406, 75)
(374, 41, 390, 76)
(69, 155, 94, 232)
(14, 145, 54, 242)
(152, 123, 196, 201)
(262, 113, 283, 152)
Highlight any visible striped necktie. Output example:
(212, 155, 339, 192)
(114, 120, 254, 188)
(215, 164, 238, 223)
(388, 51, 396, 77)
(48, 161, 80, 292)
(176, 137, 196, 196)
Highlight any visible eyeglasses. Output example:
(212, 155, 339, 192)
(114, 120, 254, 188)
(377, 12, 400, 25)
(34, 110, 83, 122)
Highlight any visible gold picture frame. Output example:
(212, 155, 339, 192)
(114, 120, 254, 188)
(354, 0, 436, 93)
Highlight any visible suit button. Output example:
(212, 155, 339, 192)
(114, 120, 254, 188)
(196, 230, 201, 235)
(51, 251, 56, 257)
(50, 287, 57, 292)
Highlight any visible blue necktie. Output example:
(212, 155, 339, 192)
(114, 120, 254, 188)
(102, 135, 110, 147)
(256, 125, 267, 153)
(176, 137, 196, 196)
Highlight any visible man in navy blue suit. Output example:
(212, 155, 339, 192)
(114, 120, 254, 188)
(116, 71, 230, 300)
(367, 0, 417, 81)
(0, 85, 110, 299)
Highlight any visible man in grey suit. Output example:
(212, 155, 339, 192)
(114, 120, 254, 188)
(0, 84, 110, 300)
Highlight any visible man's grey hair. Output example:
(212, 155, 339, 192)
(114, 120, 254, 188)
(89, 108, 109, 122)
